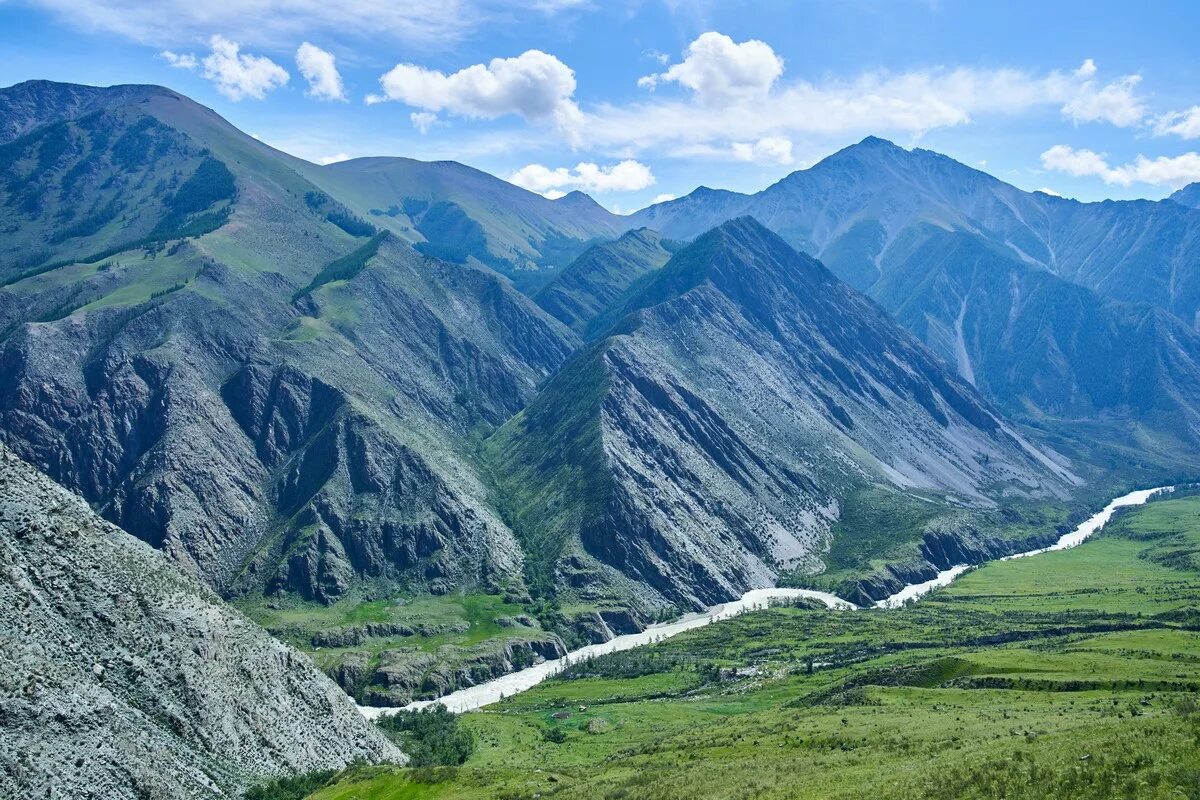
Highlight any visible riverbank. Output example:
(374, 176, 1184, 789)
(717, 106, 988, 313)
(359, 485, 1174, 717)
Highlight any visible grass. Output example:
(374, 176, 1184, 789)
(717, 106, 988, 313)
(303, 493, 1200, 800)
(238, 590, 533, 655)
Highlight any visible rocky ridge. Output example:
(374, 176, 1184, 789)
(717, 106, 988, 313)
(0, 443, 402, 799)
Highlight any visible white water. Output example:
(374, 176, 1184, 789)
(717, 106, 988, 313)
(875, 564, 972, 609)
(1001, 486, 1173, 560)
(359, 588, 853, 718)
(359, 486, 1173, 718)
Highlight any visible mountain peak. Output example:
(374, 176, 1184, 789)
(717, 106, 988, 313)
(0, 79, 187, 144)
(1170, 182, 1200, 209)
(556, 189, 606, 209)
(857, 135, 900, 149)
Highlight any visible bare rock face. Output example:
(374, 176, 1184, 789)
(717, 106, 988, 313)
(0, 444, 402, 799)
(489, 219, 1079, 612)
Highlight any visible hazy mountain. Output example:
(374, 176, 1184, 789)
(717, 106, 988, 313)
(297, 157, 623, 287)
(533, 227, 673, 334)
(0, 444, 400, 799)
(628, 137, 1200, 460)
(1172, 182, 1200, 209)
(487, 219, 1078, 610)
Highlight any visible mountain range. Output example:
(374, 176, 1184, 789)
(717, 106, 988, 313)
(3, 79, 1200, 728)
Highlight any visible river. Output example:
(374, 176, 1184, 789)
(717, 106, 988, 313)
(359, 485, 1174, 718)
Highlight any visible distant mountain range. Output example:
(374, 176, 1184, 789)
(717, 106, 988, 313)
(2, 80, 1200, 711)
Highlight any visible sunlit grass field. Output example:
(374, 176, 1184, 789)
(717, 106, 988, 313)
(297, 494, 1200, 799)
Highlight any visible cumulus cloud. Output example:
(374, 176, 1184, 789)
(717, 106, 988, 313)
(1154, 106, 1200, 139)
(506, 160, 656, 196)
(369, 50, 582, 141)
(651, 193, 677, 204)
(317, 152, 352, 165)
(640, 31, 783, 105)
(585, 49, 1150, 158)
(156, 36, 289, 100)
(732, 136, 793, 164)
(296, 42, 345, 101)
(1041, 144, 1200, 188)
(674, 136, 794, 165)
(159, 50, 197, 70)
(202, 36, 289, 100)
(1062, 74, 1145, 126)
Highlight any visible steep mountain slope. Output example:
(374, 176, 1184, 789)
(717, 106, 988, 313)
(875, 226, 1200, 461)
(298, 157, 623, 286)
(488, 219, 1078, 611)
(1171, 182, 1200, 209)
(0, 80, 168, 144)
(627, 138, 1200, 461)
(533, 227, 673, 334)
(0, 444, 400, 799)
(0, 80, 577, 607)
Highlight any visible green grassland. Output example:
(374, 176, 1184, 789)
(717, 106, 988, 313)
(293, 492, 1200, 800)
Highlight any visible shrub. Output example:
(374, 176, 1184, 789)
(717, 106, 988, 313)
(375, 706, 475, 767)
(242, 768, 336, 800)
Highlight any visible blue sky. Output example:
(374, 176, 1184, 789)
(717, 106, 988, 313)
(2, 0, 1200, 211)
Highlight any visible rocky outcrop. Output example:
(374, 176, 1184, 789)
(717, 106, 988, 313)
(0, 444, 402, 799)
(489, 218, 1079, 613)
(839, 520, 1066, 606)
(534, 227, 672, 334)
(356, 636, 569, 707)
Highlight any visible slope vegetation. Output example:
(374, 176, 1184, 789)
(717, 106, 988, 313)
(489, 218, 1078, 613)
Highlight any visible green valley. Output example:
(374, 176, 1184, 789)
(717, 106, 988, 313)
(294, 491, 1200, 799)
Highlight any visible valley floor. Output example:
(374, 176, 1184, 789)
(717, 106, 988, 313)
(285, 491, 1200, 800)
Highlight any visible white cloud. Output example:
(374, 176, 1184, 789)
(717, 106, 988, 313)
(1036, 187, 1063, 197)
(641, 31, 783, 105)
(317, 152, 352, 165)
(369, 50, 582, 141)
(1154, 106, 1200, 139)
(410, 111, 440, 134)
(506, 160, 656, 194)
(1061, 74, 1145, 126)
(168, 35, 288, 101)
(296, 42, 345, 101)
(542, 189, 568, 200)
(731, 136, 793, 165)
(159, 50, 197, 70)
(23, 0, 577, 49)
(1041, 144, 1200, 188)
(651, 193, 676, 204)
(583, 50, 1150, 159)
(673, 136, 795, 165)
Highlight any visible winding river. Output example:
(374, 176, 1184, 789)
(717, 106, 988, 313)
(359, 485, 1174, 718)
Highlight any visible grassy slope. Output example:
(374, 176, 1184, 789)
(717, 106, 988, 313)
(305, 492, 1200, 799)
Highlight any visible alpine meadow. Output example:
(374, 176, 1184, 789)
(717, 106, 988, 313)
(3, 3, 1200, 799)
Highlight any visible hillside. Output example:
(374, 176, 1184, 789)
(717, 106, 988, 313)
(533, 227, 673, 334)
(0, 444, 401, 799)
(2, 79, 1191, 718)
(628, 138, 1200, 461)
(298, 157, 623, 286)
(488, 218, 1079, 612)
(302, 487, 1200, 800)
